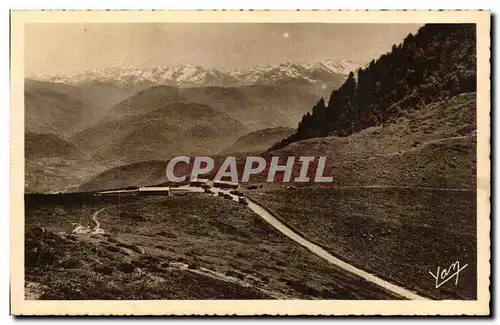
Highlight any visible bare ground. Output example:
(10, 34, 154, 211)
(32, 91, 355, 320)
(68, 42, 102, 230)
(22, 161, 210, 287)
(25, 193, 398, 300)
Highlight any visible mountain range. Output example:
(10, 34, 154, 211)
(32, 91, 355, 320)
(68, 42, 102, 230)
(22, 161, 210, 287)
(23, 57, 397, 193)
(68, 24, 477, 194)
(30, 59, 360, 96)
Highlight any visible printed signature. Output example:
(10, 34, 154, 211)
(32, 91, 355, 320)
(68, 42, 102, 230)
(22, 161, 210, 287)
(429, 261, 468, 289)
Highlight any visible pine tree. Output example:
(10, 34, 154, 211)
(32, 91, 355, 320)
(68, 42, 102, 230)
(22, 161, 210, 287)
(272, 23, 476, 151)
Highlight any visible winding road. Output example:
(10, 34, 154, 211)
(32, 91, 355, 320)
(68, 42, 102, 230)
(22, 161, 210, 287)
(215, 188, 430, 300)
(100, 185, 430, 299)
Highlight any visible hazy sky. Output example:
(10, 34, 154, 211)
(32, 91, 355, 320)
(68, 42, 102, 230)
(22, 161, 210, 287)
(25, 23, 422, 76)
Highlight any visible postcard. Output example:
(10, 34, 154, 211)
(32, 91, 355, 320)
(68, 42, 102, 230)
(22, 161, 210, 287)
(10, 10, 490, 316)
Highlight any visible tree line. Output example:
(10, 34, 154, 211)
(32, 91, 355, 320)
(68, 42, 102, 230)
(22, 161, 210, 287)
(271, 23, 476, 150)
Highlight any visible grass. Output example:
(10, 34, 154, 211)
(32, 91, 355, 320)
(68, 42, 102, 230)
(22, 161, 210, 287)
(24, 93, 478, 300)
(271, 93, 476, 162)
(328, 135, 476, 189)
(267, 93, 476, 189)
(25, 158, 107, 194)
(246, 187, 476, 300)
(25, 192, 397, 300)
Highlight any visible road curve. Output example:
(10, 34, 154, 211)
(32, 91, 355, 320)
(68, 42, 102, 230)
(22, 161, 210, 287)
(242, 195, 430, 300)
(92, 207, 108, 234)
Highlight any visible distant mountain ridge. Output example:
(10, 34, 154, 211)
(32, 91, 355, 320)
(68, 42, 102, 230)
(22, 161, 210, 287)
(102, 85, 319, 131)
(25, 132, 82, 160)
(25, 81, 102, 137)
(221, 127, 295, 155)
(29, 59, 362, 95)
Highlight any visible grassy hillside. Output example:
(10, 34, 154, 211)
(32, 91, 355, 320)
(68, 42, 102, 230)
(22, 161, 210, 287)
(25, 132, 82, 160)
(72, 102, 245, 165)
(78, 161, 169, 192)
(104, 86, 181, 119)
(78, 92, 477, 193)
(77, 155, 251, 192)
(25, 160, 106, 194)
(246, 187, 476, 300)
(269, 93, 476, 189)
(103, 85, 318, 130)
(274, 24, 476, 149)
(24, 132, 107, 194)
(25, 84, 101, 137)
(183, 85, 319, 130)
(221, 127, 295, 155)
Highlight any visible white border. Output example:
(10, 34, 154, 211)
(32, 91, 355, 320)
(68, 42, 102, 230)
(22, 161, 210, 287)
(4, 4, 495, 321)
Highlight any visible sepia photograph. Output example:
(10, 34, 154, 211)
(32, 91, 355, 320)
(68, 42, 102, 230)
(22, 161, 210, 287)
(10, 10, 490, 316)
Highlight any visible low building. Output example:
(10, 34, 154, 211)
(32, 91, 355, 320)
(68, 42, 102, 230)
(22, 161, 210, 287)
(213, 180, 239, 189)
(170, 187, 192, 193)
(138, 186, 171, 196)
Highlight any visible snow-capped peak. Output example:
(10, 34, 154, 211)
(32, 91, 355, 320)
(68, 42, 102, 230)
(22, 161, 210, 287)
(28, 58, 363, 89)
(320, 58, 362, 75)
(29, 65, 237, 88)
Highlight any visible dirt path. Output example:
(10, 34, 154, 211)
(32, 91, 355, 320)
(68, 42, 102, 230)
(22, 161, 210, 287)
(72, 207, 108, 235)
(333, 185, 475, 192)
(181, 186, 429, 300)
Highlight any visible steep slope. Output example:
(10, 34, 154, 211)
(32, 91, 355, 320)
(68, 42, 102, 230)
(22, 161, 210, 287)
(77, 93, 477, 192)
(269, 93, 476, 189)
(72, 102, 245, 165)
(221, 127, 295, 155)
(274, 23, 476, 149)
(79, 93, 477, 192)
(245, 92, 478, 300)
(247, 186, 476, 299)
